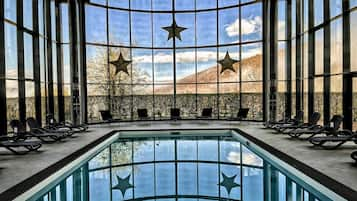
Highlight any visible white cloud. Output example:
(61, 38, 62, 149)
(226, 16, 262, 37)
(133, 48, 261, 65)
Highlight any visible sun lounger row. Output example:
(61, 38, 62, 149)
(99, 108, 250, 121)
(264, 111, 357, 163)
(0, 116, 89, 155)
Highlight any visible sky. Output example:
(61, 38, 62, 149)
(85, 1, 263, 82)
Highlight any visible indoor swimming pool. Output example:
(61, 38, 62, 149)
(16, 130, 346, 201)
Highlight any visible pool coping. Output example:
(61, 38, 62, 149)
(0, 128, 356, 201)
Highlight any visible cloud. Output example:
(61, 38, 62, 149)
(226, 16, 262, 37)
(133, 48, 261, 64)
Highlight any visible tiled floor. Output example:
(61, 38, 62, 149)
(0, 121, 356, 198)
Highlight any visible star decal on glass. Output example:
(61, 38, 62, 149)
(109, 52, 131, 75)
(162, 20, 187, 41)
(218, 172, 240, 194)
(218, 51, 238, 74)
(112, 174, 134, 196)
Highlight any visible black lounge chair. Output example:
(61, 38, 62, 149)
(100, 110, 120, 122)
(264, 111, 304, 129)
(137, 109, 150, 120)
(309, 130, 357, 150)
(287, 115, 343, 139)
(46, 114, 88, 132)
(26, 118, 68, 142)
(228, 108, 250, 121)
(351, 151, 357, 162)
(0, 136, 41, 155)
(170, 108, 181, 120)
(276, 112, 321, 133)
(197, 108, 213, 119)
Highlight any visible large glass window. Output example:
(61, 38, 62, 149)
(85, 0, 263, 122)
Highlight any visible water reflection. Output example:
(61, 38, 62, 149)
(88, 136, 264, 201)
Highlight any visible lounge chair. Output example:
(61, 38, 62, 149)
(170, 108, 181, 120)
(100, 110, 120, 122)
(26, 118, 68, 142)
(351, 151, 357, 162)
(309, 130, 357, 150)
(197, 108, 213, 119)
(228, 108, 250, 121)
(0, 135, 41, 155)
(46, 114, 88, 132)
(137, 109, 150, 120)
(288, 115, 343, 140)
(276, 112, 321, 133)
(264, 111, 304, 129)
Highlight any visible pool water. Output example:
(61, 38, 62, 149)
(24, 130, 342, 201)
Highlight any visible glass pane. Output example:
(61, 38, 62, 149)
(5, 23, 18, 79)
(177, 139, 197, 160)
(241, 3, 262, 42)
(154, 49, 173, 83)
(23, 0, 33, 29)
(178, 163, 198, 194)
(196, 47, 217, 83)
(197, 11, 217, 46)
(134, 164, 154, 198)
(155, 163, 175, 195)
(24, 33, 34, 79)
(61, 4, 70, 43)
(111, 141, 133, 166)
(112, 166, 133, 200)
(108, 0, 129, 8)
(242, 145, 263, 166)
(330, 18, 342, 74)
(175, 0, 195, 10)
(198, 139, 218, 161)
(315, 29, 324, 75)
(314, 0, 324, 26)
(88, 148, 110, 169)
(25, 81, 35, 118)
(219, 8, 239, 44)
(133, 140, 154, 162)
(152, 0, 172, 11)
(175, 13, 195, 47)
(4, 0, 16, 21)
(131, 0, 151, 10)
(109, 9, 130, 46)
(220, 140, 240, 163)
(85, 5, 107, 44)
(242, 167, 263, 201)
(220, 164, 241, 199)
(132, 48, 153, 83)
(131, 12, 152, 47)
(89, 169, 110, 201)
(153, 13, 172, 48)
(198, 163, 218, 196)
(6, 80, 19, 130)
(196, 0, 217, 10)
(155, 140, 175, 161)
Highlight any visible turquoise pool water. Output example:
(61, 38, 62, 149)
(22, 130, 343, 201)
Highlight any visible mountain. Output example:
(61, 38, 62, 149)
(154, 54, 263, 94)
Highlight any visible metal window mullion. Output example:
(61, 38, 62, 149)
(17, 0, 26, 123)
(56, 1, 65, 122)
(0, 0, 7, 133)
(46, 0, 54, 117)
(269, 0, 278, 122)
(307, 0, 315, 122)
(286, 0, 292, 118)
(78, 0, 88, 124)
(342, 0, 352, 129)
(323, 0, 330, 125)
(295, 0, 302, 112)
(216, 1, 220, 119)
(33, 0, 42, 126)
(172, 0, 176, 108)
